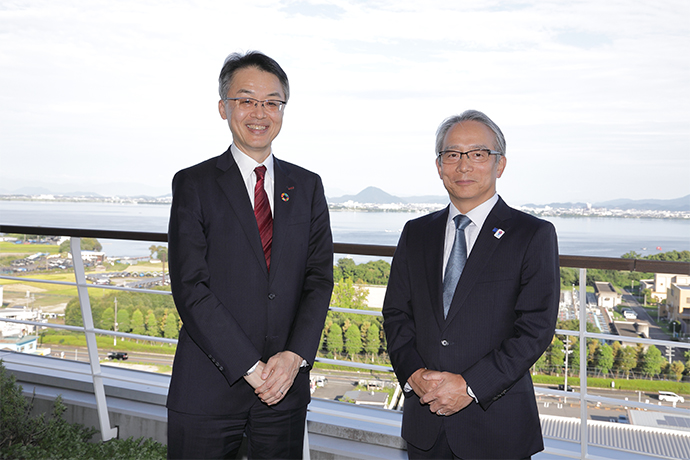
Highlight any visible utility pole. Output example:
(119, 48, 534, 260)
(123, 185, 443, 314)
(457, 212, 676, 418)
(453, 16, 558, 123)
(113, 297, 118, 346)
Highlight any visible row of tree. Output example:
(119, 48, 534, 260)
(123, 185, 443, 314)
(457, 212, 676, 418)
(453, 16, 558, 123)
(64, 290, 179, 340)
(536, 320, 689, 381)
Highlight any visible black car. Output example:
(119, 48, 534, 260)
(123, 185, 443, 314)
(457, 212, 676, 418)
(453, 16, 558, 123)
(558, 384, 574, 392)
(107, 352, 128, 360)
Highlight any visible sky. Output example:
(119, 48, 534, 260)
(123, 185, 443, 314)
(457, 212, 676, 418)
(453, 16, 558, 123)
(1, 0, 688, 205)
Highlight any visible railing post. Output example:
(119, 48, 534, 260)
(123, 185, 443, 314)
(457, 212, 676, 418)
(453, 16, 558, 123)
(579, 268, 588, 458)
(71, 237, 118, 441)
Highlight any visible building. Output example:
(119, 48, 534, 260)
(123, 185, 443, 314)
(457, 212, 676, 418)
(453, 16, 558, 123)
(594, 282, 622, 309)
(666, 283, 690, 334)
(649, 273, 690, 303)
(0, 335, 38, 353)
(0, 306, 44, 336)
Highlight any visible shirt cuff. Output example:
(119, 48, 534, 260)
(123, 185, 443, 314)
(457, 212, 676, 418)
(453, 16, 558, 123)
(244, 361, 260, 376)
(467, 384, 478, 403)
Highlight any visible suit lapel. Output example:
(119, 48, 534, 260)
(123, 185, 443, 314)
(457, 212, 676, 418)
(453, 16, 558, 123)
(270, 157, 296, 282)
(215, 149, 268, 277)
(444, 198, 514, 326)
(424, 207, 449, 330)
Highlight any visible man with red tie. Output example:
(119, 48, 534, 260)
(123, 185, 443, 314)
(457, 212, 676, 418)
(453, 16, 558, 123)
(166, 51, 333, 459)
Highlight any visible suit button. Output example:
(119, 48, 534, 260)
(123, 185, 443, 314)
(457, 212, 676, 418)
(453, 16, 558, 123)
(219, 366, 224, 371)
(441, 340, 449, 347)
(268, 293, 276, 300)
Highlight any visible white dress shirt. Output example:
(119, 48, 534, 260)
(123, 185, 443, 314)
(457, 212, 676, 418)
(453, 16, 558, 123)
(231, 144, 274, 216)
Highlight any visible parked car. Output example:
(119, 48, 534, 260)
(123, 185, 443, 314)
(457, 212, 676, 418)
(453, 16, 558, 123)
(622, 309, 637, 319)
(558, 384, 574, 392)
(107, 352, 128, 361)
(658, 391, 684, 403)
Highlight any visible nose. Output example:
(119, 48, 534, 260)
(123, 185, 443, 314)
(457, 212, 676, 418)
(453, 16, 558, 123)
(250, 101, 267, 117)
(455, 155, 472, 172)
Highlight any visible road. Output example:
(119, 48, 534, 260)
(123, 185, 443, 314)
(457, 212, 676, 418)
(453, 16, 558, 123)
(621, 289, 687, 362)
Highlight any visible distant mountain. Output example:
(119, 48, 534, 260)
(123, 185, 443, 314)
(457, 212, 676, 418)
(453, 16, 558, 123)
(329, 186, 447, 204)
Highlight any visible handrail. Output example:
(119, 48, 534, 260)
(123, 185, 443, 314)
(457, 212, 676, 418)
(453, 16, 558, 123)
(2, 223, 690, 458)
(3, 224, 688, 274)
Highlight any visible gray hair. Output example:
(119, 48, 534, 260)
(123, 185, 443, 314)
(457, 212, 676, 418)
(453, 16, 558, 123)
(435, 110, 506, 158)
(218, 51, 290, 101)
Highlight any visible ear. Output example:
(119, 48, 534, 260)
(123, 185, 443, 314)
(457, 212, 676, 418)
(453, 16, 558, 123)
(218, 100, 228, 120)
(496, 155, 507, 178)
(436, 157, 443, 179)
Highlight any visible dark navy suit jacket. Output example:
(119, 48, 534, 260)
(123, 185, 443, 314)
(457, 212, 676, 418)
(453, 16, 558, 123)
(166, 147, 333, 415)
(383, 197, 559, 459)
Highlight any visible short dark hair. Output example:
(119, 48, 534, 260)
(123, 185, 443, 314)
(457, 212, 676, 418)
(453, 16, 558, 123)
(435, 110, 506, 157)
(218, 51, 290, 102)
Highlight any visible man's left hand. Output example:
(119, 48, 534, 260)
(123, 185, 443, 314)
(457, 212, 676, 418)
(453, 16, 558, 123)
(419, 371, 473, 416)
(255, 351, 302, 406)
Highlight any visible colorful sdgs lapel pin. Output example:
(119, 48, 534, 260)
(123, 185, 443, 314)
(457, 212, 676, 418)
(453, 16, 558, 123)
(281, 193, 290, 202)
(493, 228, 505, 239)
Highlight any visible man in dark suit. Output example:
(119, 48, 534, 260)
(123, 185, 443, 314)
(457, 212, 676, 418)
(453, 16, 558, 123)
(383, 110, 559, 459)
(166, 51, 333, 459)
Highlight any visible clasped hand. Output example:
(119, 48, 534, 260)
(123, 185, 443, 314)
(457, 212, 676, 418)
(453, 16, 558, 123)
(409, 368, 473, 416)
(243, 351, 302, 406)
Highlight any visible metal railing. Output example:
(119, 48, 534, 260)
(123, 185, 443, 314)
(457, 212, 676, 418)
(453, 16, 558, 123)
(1, 224, 690, 457)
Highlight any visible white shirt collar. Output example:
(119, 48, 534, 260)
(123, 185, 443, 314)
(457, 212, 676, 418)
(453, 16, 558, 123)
(447, 193, 499, 231)
(231, 144, 274, 180)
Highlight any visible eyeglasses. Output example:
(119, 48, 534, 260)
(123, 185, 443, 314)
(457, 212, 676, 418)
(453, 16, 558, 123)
(223, 97, 286, 113)
(437, 148, 502, 164)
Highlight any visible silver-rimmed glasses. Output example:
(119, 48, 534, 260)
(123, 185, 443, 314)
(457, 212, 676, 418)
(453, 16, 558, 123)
(223, 97, 286, 113)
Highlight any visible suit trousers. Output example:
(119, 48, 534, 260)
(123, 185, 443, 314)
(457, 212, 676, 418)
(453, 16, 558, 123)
(167, 401, 306, 459)
(406, 424, 532, 460)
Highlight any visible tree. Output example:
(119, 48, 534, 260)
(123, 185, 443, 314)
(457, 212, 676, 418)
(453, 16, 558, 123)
(344, 324, 362, 359)
(550, 338, 565, 374)
(59, 238, 102, 254)
(618, 346, 638, 378)
(669, 361, 685, 382)
(130, 309, 146, 335)
(364, 323, 381, 359)
(163, 310, 179, 339)
(594, 343, 614, 376)
(326, 324, 343, 359)
(642, 345, 665, 377)
(117, 309, 130, 333)
(101, 307, 115, 331)
(145, 310, 158, 336)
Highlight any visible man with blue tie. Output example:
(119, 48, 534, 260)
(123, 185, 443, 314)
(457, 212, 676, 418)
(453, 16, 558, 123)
(383, 110, 560, 459)
(166, 51, 333, 459)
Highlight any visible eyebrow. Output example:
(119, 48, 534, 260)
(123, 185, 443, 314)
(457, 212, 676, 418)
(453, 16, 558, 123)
(443, 144, 490, 151)
(235, 88, 284, 99)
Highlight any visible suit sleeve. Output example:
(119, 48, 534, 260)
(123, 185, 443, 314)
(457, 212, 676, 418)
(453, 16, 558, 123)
(462, 221, 560, 410)
(168, 169, 262, 384)
(284, 175, 334, 368)
(383, 223, 427, 386)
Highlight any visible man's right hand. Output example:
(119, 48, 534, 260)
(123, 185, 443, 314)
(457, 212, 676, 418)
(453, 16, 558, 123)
(408, 368, 441, 398)
(243, 361, 266, 389)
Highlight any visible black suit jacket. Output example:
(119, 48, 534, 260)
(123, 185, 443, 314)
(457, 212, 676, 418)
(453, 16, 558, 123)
(383, 197, 559, 459)
(166, 147, 333, 415)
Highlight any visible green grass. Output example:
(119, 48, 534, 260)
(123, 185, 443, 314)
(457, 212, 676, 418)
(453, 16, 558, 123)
(533, 374, 690, 395)
(41, 332, 177, 355)
(0, 241, 61, 255)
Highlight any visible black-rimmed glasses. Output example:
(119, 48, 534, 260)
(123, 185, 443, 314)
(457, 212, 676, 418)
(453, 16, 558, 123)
(437, 148, 502, 164)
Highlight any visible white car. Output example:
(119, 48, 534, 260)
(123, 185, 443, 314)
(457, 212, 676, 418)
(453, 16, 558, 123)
(658, 391, 685, 404)
(622, 309, 637, 319)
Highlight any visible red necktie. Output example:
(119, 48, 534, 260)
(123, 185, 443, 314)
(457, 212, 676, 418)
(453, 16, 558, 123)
(254, 166, 273, 271)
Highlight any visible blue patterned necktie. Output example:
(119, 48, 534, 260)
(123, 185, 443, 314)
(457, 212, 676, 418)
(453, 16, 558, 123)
(443, 215, 471, 318)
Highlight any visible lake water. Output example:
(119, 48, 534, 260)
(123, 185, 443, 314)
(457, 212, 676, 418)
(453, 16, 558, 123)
(1, 200, 688, 259)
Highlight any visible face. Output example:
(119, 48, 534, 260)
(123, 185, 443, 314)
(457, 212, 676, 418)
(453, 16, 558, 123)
(218, 66, 285, 162)
(436, 120, 507, 214)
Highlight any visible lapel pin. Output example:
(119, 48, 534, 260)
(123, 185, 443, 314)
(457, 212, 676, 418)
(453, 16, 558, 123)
(493, 228, 505, 239)
(287, 186, 294, 190)
(281, 192, 290, 202)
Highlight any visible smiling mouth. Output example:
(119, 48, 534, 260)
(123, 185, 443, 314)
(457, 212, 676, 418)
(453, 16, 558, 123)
(247, 124, 268, 131)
